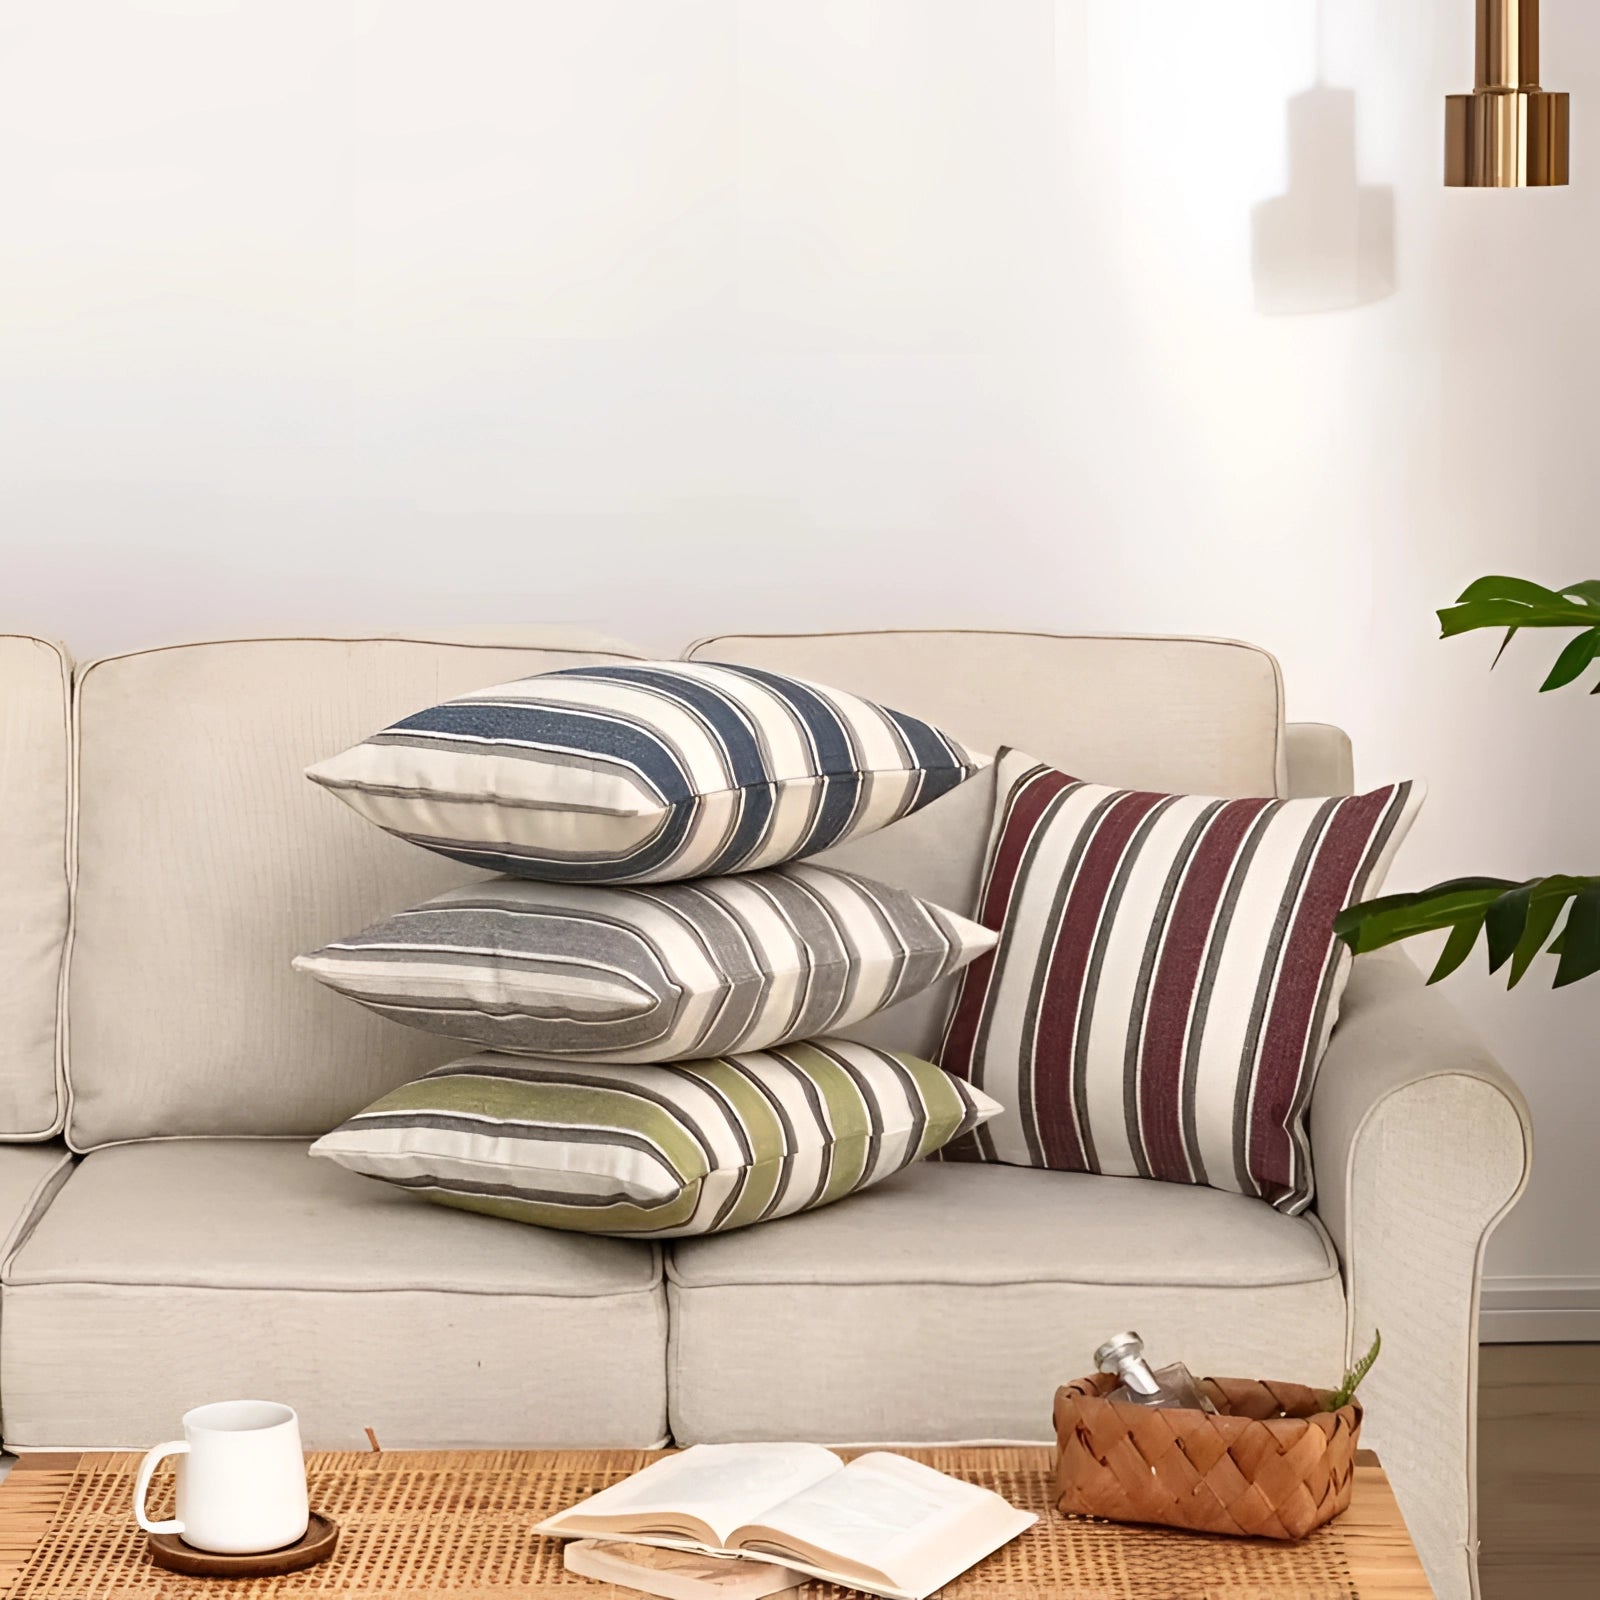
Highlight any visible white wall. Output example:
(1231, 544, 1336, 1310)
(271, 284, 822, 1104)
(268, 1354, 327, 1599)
(2, 1, 1595, 1329)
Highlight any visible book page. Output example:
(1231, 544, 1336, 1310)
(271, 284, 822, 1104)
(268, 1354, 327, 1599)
(537, 1444, 843, 1548)
(731, 1452, 1033, 1594)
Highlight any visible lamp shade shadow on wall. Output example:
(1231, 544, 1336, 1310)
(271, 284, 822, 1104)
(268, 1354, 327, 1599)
(1252, 83, 1396, 315)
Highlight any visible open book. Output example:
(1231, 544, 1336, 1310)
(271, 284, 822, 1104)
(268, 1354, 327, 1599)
(535, 1443, 1037, 1600)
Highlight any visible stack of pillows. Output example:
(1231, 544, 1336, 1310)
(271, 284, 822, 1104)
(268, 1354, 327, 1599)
(296, 662, 1005, 1238)
(301, 659, 1424, 1234)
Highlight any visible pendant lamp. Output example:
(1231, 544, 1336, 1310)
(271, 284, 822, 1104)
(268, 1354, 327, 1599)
(1446, 0, 1569, 185)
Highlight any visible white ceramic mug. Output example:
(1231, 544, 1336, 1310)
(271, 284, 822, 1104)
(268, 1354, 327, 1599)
(134, 1400, 309, 1554)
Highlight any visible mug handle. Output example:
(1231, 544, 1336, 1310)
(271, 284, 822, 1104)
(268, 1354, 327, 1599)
(134, 1440, 190, 1536)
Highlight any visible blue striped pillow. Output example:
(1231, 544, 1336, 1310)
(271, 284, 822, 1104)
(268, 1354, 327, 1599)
(308, 661, 988, 884)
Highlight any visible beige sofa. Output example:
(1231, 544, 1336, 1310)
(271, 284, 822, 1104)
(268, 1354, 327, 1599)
(0, 627, 1529, 1600)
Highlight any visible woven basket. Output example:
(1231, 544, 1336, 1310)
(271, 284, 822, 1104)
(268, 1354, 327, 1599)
(1053, 1372, 1362, 1540)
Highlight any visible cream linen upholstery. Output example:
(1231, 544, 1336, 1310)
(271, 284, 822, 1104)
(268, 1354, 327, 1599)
(0, 1140, 667, 1449)
(0, 637, 71, 1138)
(685, 632, 1287, 797)
(1309, 949, 1530, 1600)
(66, 629, 642, 1150)
(0, 1141, 75, 1265)
(0, 1142, 80, 1440)
(1285, 722, 1356, 797)
(666, 1162, 1345, 1445)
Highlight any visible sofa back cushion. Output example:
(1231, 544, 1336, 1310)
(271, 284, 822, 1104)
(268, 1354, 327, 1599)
(66, 630, 642, 1150)
(0, 637, 72, 1138)
(683, 632, 1287, 797)
(682, 632, 1288, 1061)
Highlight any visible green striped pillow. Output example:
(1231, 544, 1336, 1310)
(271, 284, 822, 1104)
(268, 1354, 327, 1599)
(309, 1040, 1001, 1238)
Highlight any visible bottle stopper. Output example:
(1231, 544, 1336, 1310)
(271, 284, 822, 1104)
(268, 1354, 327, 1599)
(1094, 1331, 1145, 1373)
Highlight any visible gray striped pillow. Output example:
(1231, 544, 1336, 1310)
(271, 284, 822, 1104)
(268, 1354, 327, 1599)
(294, 865, 996, 1062)
(309, 1041, 1001, 1237)
(305, 660, 987, 884)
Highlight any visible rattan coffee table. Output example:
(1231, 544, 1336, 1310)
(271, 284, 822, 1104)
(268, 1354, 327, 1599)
(0, 1446, 1433, 1598)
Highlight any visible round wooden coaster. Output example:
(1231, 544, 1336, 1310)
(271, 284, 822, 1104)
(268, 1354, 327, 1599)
(147, 1512, 338, 1578)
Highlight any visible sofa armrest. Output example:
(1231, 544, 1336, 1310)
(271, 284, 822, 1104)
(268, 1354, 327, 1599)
(1309, 947, 1531, 1600)
(1284, 721, 1354, 797)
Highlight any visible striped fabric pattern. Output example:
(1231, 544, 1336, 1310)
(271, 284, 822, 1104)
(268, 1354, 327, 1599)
(294, 865, 996, 1063)
(307, 661, 987, 884)
(310, 1040, 1001, 1238)
(938, 749, 1423, 1213)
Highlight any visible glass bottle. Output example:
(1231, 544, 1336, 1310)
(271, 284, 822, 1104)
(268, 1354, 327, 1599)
(1094, 1331, 1215, 1413)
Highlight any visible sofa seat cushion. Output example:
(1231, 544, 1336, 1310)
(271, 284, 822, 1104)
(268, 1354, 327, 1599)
(1, 1141, 667, 1450)
(0, 1141, 73, 1256)
(666, 1163, 1345, 1445)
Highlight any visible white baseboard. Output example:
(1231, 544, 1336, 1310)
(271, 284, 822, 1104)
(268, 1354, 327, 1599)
(1480, 1275, 1600, 1342)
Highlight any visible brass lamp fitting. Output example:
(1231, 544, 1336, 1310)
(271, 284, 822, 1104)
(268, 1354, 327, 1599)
(1446, 0, 1569, 186)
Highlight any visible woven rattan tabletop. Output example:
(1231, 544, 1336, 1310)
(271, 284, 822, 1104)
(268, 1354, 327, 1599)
(0, 1446, 1433, 1599)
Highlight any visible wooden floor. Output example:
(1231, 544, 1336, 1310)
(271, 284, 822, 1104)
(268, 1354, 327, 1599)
(1479, 1344, 1600, 1600)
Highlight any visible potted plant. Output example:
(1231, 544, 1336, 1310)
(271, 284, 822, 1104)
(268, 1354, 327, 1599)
(1335, 577, 1600, 988)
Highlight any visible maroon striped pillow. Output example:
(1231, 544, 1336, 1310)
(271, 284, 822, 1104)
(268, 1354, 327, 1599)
(936, 749, 1423, 1212)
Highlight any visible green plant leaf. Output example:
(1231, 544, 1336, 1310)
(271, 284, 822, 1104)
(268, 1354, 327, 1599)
(1508, 880, 1584, 986)
(1334, 879, 1517, 955)
(1439, 598, 1600, 637)
(1366, 576, 1600, 991)
(1540, 627, 1600, 691)
(1484, 883, 1534, 973)
(1555, 884, 1600, 988)
(1456, 575, 1568, 607)
(1430, 913, 1486, 983)
(1436, 576, 1600, 690)
(1340, 875, 1600, 988)
(1327, 1330, 1381, 1411)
